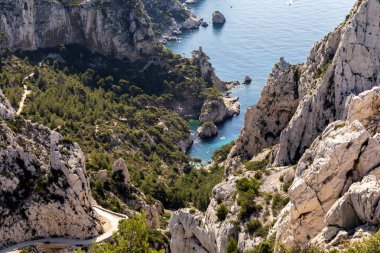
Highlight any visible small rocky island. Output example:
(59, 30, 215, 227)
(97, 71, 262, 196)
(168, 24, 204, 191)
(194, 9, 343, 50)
(197, 121, 218, 138)
(212, 11, 226, 25)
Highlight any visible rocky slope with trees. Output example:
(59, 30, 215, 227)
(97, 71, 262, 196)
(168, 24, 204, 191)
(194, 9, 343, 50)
(169, 0, 380, 252)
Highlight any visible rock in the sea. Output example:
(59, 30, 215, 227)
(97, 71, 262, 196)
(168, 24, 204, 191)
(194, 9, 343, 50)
(201, 21, 209, 28)
(243, 76, 252, 84)
(212, 11, 226, 25)
(197, 121, 218, 138)
(199, 97, 240, 124)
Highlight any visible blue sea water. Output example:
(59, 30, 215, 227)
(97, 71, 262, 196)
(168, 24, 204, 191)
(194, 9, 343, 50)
(166, 0, 356, 163)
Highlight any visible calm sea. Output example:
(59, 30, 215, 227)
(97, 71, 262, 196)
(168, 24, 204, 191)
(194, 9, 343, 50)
(166, 0, 356, 163)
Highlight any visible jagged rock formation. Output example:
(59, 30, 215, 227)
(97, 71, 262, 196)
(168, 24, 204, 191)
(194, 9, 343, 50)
(230, 58, 299, 162)
(0, 0, 155, 61)
(275, 86, 380, 247)
(230, 0, 380, 167)
(0, 92, 101, 249)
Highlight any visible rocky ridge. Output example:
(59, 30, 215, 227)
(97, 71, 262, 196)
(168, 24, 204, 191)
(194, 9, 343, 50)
(0, 0, 155, 62)
(0, 92, 101, 249)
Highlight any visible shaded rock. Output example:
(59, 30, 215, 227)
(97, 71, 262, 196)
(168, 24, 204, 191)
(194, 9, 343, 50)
(212, 11, 226, 24)
(228, 58, 299, 171)
(112, 158, 131, 188)
(243, 76, 252, 84)
(201, 21, 209, 27)
(94, 169, 108, 183)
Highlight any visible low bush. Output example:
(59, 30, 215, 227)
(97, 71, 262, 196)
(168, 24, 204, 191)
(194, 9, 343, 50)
(216, 203, 229, 221)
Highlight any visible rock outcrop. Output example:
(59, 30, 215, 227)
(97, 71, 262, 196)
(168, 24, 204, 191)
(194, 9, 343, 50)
(275, 86, 380, 247)
(199, 97, 240, 124)
(212, 11, 226, 25)
(0, 98, 101, 249)
(0, 0, 155, 61)
(230, 0, 380, 167)
(197, 121, 218, 138)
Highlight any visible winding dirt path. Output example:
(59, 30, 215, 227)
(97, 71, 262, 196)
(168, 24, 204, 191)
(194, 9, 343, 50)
(0, 205, 128, 253)
(16, 73, 34, 116)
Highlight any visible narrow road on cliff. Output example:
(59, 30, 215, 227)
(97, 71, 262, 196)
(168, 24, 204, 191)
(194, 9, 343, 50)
(1, 205, 128, 253)
(16, 73, 34, 116)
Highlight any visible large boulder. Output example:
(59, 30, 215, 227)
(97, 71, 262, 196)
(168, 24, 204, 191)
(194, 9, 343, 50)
(212, 11, 226, 25)
(197, 121, 218, 139)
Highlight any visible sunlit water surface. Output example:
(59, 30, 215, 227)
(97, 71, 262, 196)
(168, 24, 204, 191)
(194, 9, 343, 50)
(166, 0, 356, 163)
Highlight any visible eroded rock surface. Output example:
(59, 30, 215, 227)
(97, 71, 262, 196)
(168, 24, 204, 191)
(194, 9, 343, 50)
(0, 0, 155, 61)
(0, 99, 101, 249)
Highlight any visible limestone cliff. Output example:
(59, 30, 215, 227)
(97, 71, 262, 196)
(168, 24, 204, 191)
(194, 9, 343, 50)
(231, 0, 380, 166)
(275, 86, 380, 248)
(0, 0, 155, 61)
(0, 92, 101, 249)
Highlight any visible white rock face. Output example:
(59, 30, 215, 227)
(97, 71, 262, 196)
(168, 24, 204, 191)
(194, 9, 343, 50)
(0, 110, 101, 249)
(275, 86, 380, 247)
(0, 90, 15, 119)
(0, 0, 155, 61)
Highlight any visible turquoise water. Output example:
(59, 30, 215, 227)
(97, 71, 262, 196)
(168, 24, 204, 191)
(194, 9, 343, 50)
(167, 0, 356, 163)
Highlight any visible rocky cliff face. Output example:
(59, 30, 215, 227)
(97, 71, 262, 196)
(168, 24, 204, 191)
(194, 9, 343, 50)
(231, 0, 380, 166)
(0, 0, 155, 61)
(230, 57, 299, 161)
(275, 86, 380, 248)
(0, 92, 101, 249)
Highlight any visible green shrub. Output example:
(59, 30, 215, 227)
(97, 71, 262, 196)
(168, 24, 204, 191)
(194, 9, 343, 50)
(236, 178, 262, 221)
(346, 229, 380, 253)
(226, 238, 238, 253)
(216, 203, 229, 221)
(244, 158, 269, 171)
(245, 218, 262, 234)
(272, 193, 289, 216)
(212, 141, 235, 162)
